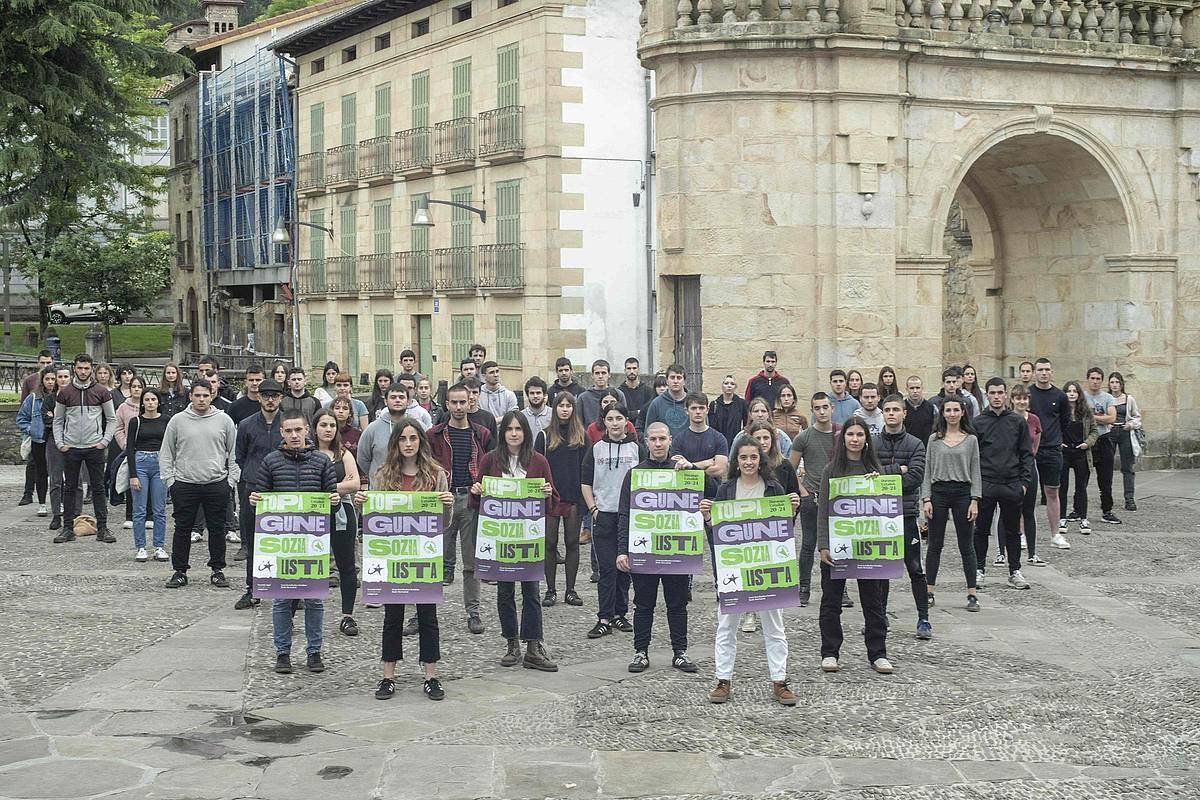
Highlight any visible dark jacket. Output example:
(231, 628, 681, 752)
(744, 370, 789, 407)
(707, 395, 748, 446)
(281, 392, 321, 421)
(160, 388, 189, 418)
(903, 399, 936, 446)
(428, 420, 493, 489)
(236, 412, 283, 491)
(470, 449, 559, 510)
(973, 406, 1034, 490)
(255, 444, 337, 494)
(874, 428, 926, 516)
(616, 457, 674, 556)
(621, 380, 655, 427)
(550, 379, 584, 398)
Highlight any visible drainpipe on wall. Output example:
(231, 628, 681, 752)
(643, 70, 656, 373)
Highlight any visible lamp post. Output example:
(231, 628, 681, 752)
(410, 195, 487, 226)
(272, 218, 333, 367)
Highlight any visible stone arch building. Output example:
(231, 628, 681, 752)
(638, 0, 1199, 465)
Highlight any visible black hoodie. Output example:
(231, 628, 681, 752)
(616, 456, 674, 556)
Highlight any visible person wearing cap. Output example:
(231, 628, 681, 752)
(232, 379, 284, 610)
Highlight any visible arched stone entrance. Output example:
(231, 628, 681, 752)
(935, 132, 1135, 380)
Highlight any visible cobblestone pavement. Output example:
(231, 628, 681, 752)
(0, 465, 1196, 799)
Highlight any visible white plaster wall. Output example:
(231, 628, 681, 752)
(560, 0, 651, 369)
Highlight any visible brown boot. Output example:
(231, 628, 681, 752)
(709, 679, 732, 704)
(500, 638, 521, 667)
(579, 528, 592, 544)
(772, 680, 797, 706)
(523, 641, 559, 672)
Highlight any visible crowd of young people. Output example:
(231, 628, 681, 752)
(15, 345, 1144, 705)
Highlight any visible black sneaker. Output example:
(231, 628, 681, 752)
(611, 616, 633, 633)
(1102, 512, 1122, 525)
(340, 616, 360, 637)
(233, 546, 248, 562)
(48, 515, 62, 531)
(841, 589, 854, 608)
(672, 651, 699, 673)
(423, 677, 445, 701)
(966, 595, 980, 612)
(467, 614, 485, 634)
(443, 571, 455, 586)
(234, 591, 258, 610)
(1125, 500, 1137, 512)
(1066, 510, 1081, 520)
(589, 570, 599, 583)
(210, 571, 229, 588)
(306, 652, 325, 672)
(563, 590, 583, 606)
(588, 621, 612, 639)
(329, 572, 340, 588)
(628, 650, 649, 672)
(402, 616, 419, 637)
(95, 527, 116, 544)
(165, 572, 188, 589)
(798, 589, 811, 607)
(275, 654, 293, 674)
(374, 678, 395, 699)
(541, 589, 558, 607)
(18, 495, 32, 506)
(52, 530, 76, 544)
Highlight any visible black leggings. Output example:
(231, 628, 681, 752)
(30, 441, 48, 503)
(544, 506, 581, 592)
(1019, 467, 1038, 557)
(926, 481, 978, 590)
(382, 603, 439, 664)
(330, 503, 358, 615)
(1060, 447, 1090, 518)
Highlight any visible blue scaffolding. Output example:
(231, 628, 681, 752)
(198, 50, 294, 273)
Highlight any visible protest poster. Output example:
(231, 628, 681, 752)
(627, 469, 705, 574)
(711, 495, 798, 613)
(252, 492, 331, 599)
(360, 491, 445, 604)
(827, 474, 906, 579)
(475, 477, 545, 581)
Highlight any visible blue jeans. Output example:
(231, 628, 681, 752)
(272, 598, 324, 656)
(132, 451, 167, 549)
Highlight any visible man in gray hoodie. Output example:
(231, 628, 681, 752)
(160, 379, 240, 589)
(356, 384, 410, 484)
(52, 354, 117, 544)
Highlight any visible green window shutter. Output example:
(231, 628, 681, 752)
(451, 315, 474, 363)
(496, 315, 522, 367)
(452, 59, 471, 119)
(309, 209, 326, 260)
(410, 193, 429, 252)
(373, 315, 394, 368)
(450, 187, 473, 247)
(340, 206, 357, 255)
(411, 71, 429, 128)
(340, 94, 356, 146)
(372, 200, 391, 254)
(374, 83, 391, 138)
(496, 180, 520, 245)
(310, 315, 327, 364)
(310, 103, 324, 153)
(342, 315, 359, 377)
(497, 44, 519, 107)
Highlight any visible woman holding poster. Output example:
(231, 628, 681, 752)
(700, 441, 800, 706)
(816, 417, 894, 675)
(313, 410, 362, 637)
(535, 392, 588, 608)
(364, 417, 453, 701)
(472, 411, 560, 672)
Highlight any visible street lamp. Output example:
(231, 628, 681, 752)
(273, 217, 333, 367)
(411, 195, 487, 227)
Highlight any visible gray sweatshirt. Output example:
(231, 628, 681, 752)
(159, 405, 240, 488)
(356, 414, 397, 484)
(920, 435, 982, 500)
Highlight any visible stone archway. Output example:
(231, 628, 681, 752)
(937, 132, 1134, 380)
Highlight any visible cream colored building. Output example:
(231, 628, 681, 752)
(273, 0, 651, 386)
(640, 0, 1200, 465)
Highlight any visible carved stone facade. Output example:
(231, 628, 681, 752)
(640, 0, 1200, 466)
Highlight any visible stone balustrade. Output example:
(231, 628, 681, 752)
(661, 0, 1197, 48)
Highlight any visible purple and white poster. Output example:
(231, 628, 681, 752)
(827, 474, 906, 579)
(628, 468, 705, 575)
(252, 492, 331, 599)
(475, 477, 545, 582)
(712, 495, 799, 613)
(361, 491, 445, 604)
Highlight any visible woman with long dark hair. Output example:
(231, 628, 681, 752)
(16, 367, 56, 517)
(847, 369, 864, 401)
(961, 364, 984, 410)
(1106, 372, 1141, 512)
(1059, 380, 1098, 533)
(921, 397, 982, 611)
(1010, 384, 1045, 567)
(159, 363, 188, 417)
(271, 361, 289, 386)
(367, 369, 394, 419)
(747, 421, 800, 497)
(113, 375, 146, 530)
(313, 408, 362, 637)
(314, 361, 341, 405)
(700, 439, 800, 706)
(537, 391, 587, 607)
(329, 397, 361, 455)
(877, 366, 899, 396)
(126, 388, 169, 563)
(110, 364, 136, 408)
(729, 396, 791, 459)
(770, 383, 808, 440)
(472, 410, 559, 671)
(816, 416, 893, 674)
(363, 417, 454, 701)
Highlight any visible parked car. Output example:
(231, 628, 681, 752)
(49, 302, 125, 325)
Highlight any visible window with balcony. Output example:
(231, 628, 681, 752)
(497, 43, 519, 107)
(340, 94, 357, 146)
(412, 71, 430, 129)
(452, 59, 471, 120)
(310, 103, 325, 153)
(374, 83, 391, 139)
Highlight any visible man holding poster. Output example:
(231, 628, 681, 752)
(616, 422, 700, 674)
(250, 410, 338, 676)
(817, 417, 895, 675)
(701, 440, 800, 707)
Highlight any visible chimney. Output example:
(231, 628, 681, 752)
(202, 0, 244, 35)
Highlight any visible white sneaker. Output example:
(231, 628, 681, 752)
(123, 521, 133, 530)
(36, 504, 47, 517)
(190, 531, 203, 543)
(1007, 570, 1030, 590)
(975, 570, 986, 588)
(1079, 518, 1091, 534)
(993, 553, 1005, 566)
(225, 531, 241, 543)
(1051, 533, 1071, 550)
(135, 547, 148, 562)
(740, 612, 760, 633)
(871, 657, 895, 674)
(1057, 519, 1068, 534)
(154, 547, 169, 562)
(146, 521, 154, 529)
(1021, 535, 1027, 551)
(821, 657, 840, 673)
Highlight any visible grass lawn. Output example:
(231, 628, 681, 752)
(5, 323, 173, 358)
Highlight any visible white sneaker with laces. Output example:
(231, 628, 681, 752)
(872, 657, 895, 674)
(146, 521, 154, 529)
(154, 547, 169, 562)
(975, 569, 986, 588)
(37, 504, 47, 517)
(123, 521, 133, 530)
(225, 531, 241, 543)
(1027, 554, 1047, 566)
(1021, 535, 1027, 550)
(1051, 533, 1071, 550)
(190, 531, 203, 543)
(135, 547, 148, 562)
(1079, 518, 1091, 533)
(1007, 570, 1030, 590)
(821, 657, 840, 673)
(740, 612, 760, 633)
(993, 553, 1005, 566)
(1058, 519, 1068, 534)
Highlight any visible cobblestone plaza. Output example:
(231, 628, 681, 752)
(0, 465, 1196, 799)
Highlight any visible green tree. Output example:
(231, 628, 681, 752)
(254, 0, 320, 20)
(0, 0, 187, 328)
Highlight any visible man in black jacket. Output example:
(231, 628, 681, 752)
(616, 422, 697, 675)
(973, 378, 1035, 590)
(233, 380, 284, 609)
(250, 409, 339, 675)
(875, 394, 931, 640)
